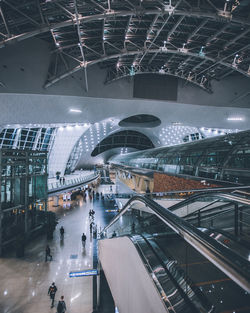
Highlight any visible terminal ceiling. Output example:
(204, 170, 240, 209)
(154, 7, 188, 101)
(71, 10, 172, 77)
(0, 0, 250, 93)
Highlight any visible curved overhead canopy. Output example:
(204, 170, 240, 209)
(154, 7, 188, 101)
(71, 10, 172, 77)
(119, 114, 161, 128)
(91, 130, 154, 157)
(0, 1, 250, 92)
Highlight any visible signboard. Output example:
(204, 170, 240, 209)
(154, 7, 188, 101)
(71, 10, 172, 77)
(105, 209, 119, 213)
(69, 269, 98, 278)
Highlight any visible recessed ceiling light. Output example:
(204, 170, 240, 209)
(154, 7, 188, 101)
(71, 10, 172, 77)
(70, 109, 82, 113)
(227, 117, 244, 121)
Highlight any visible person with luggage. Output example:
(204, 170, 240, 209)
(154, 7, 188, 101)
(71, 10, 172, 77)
(48, 282, 57, 308)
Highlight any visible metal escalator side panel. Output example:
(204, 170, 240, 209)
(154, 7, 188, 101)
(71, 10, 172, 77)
(142, 235, 214, 313)
(98, 236, 169, 313)
(130, 235, 179, 313)
(101, 195, 250, 293)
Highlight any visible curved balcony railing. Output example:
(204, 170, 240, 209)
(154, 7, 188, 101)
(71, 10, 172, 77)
(48, 173, 99, 192)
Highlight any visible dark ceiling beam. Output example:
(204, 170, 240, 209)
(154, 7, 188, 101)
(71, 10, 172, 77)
(167, 15, 185, 41)
(62, 51, 82, 64)
(0, 6, 10, 38)
(192, 59, 207, 71)
(102, 19, 106, 54)
(0, 80, 6, 87)
(50, 29, 60, 47)
(163, 54, 176, 66)
(177, 55, 195, 71)
(124, 15, 133, 40)
(146, 13, 160, 41)
(44, 47, 249, 88)
(105, 66, 212, 93)
(105, 41, 123, 53)
(73, 0, 88, 92)
(205, 0, 219, 12)
(198, 43, 250, 76)
(138, 14, 171, 65)
(2, 8, 250, 49)
(138, 0, 184, 64)
(3, 0, 40, 26)
(54, 2, 75, 18)
(124, 0, 136, 10)
(126, 13, 159, 67)
(90, 0, 106, 12)
(217, 69, 235, 80)
(148, 51, 160, 64)
(223, 28, 250, 49)
(36, 0, 45, 24)
(83, 44, 103, 57)
(187, 19, 207, 43)
(205, 23, 229, 45)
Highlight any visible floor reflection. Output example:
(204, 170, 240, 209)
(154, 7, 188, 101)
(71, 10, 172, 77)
(0, 181, 125, 313)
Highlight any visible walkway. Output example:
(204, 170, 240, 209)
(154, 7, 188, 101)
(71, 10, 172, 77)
(48, 170, 94, 191)
(114, 177, 135, 194)
(0, 183, 117, 313)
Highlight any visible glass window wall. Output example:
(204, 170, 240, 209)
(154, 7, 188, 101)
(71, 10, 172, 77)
(110, 130, 250, 184)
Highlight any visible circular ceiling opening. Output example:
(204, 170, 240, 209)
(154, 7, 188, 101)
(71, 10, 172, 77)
(119, 114, 161, 128)
(91, 130, 154, 157)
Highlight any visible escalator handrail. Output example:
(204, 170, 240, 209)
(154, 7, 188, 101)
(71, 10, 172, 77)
(184, 201, 234, 219)
(101, 194, 250, 293)
(130, 235, 214, 313)
(166, 192, 250, 214)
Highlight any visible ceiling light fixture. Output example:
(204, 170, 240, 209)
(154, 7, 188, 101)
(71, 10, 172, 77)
(70, 109, 82, 113)
(227, 117, 244, 121)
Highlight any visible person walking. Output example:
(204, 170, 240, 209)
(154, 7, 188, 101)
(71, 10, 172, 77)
(57, 295, 67, 313)
(45, 245, 52, 262)
(60, 226, 65, 239)
(48, 282, 57, 308)
(89, 209, 92, 219)
(93, 223, 97, 238)
(81, 232, 87, 248)
(90, 221, 94, 233)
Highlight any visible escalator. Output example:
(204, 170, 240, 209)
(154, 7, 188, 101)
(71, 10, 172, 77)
(98, 194, 250, 313)
(168, 192, 250, 250)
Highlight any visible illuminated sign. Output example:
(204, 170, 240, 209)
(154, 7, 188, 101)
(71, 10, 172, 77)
(105, 209, 119, 213)
(69, 269, 98, 278)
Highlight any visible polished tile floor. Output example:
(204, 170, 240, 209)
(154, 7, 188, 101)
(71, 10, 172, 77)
(0, 182, 125, 313)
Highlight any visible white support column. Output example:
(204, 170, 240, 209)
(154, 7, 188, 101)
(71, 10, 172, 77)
(48, 125, 89, 178)
(13, 128, 21, 149)
(53, 196, 59, 207)
(32, 128, 42, 150)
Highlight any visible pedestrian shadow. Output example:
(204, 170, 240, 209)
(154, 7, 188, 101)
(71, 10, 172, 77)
(60, 238, 64, 247)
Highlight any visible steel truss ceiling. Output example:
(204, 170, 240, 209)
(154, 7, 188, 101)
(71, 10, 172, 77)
(0, 0, 250, 93)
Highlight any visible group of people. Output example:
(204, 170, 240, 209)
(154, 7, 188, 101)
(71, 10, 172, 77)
(48, 282, 66, 312)
(89, 209, 98, 237)
(88, 209, 95, 219)
(59, 177, 66, 185)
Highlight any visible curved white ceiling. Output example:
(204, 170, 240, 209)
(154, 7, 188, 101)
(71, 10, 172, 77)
(0, 93, 249, 130)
